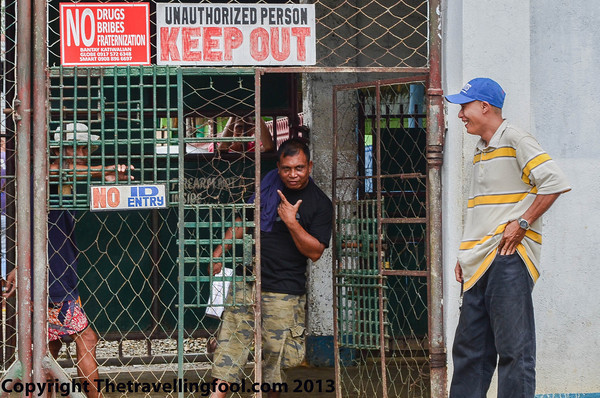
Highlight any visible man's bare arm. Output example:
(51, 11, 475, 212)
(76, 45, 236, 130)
(498, 193, 563, 255)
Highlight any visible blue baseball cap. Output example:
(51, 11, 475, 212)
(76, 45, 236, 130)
(445, 78, 506, 108)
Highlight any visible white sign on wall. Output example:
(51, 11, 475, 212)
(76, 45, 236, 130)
(156, 3, 316, 66)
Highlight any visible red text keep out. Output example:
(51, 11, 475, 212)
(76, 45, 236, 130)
(160, 26, 311, 63)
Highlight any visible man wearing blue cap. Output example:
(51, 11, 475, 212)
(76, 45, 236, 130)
(445, 78, 570, 397)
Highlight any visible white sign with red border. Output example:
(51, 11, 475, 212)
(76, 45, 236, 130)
(60, 3, 150, 66)
(90, 184, 167, 212)
(156, 3, 316, 66)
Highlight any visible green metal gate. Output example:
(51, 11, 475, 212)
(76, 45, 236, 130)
(46, 65, 274, 393)
(332, 77, 431, 398)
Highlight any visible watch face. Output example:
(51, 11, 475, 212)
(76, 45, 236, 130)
(519, 219, 528, 229)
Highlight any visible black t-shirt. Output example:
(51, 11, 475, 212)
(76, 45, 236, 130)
(260, 179, 332, 295)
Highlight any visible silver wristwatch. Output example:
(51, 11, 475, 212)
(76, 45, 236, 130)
(517, 217, 530, 230)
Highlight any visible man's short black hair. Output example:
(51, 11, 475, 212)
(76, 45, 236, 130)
(277, 138, 310, 162)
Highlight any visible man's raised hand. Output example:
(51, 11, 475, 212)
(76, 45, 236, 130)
(277, 190, 302, 225)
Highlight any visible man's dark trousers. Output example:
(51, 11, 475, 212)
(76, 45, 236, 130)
(450, 253, 536, 398)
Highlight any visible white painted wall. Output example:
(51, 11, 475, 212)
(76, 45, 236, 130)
(443, 0, 600, 394)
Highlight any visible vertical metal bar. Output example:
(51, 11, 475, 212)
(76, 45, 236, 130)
(152, 67, 158, 182)
(15, 0, 33, 388)
(176, 67, 185, 398)
(195, 205, 200, 307)
(221, 205, 231, 302)
(288, 73, 298, 137)
(126, 68, 132, 181)
(57, 67, 64, 204)
(331, 86, 342, 398)
(427, 0, 447, 397)
(139, 67, 145, 183)
(32, 0, 48, 385)
(112, 67, 119, 185)
(208, 205, 214, 299)
(166, 67, 173, 189)
(375, 82, 388, 398)
(72, 69, 80, 200)
(99, 68, 106, 183)
(151, 209, 160, 331)
(253, 68, 263, 398)
(357, 94, 366, 199)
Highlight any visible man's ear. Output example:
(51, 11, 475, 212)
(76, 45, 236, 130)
(480, 101, 491, 113)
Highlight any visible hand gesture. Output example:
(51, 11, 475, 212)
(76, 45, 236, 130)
(209, 248, 223, 276)
(210, 261, 223, 276)
(498, 220, 526, 255)
(276, 190, 302, 226)
(105, 164, 135, 182)
(2, 268, 16, 298)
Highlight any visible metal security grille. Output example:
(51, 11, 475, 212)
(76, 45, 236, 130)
(332, 77, 430, 398)
(45, 65, 265, 395)
(2, 0, 449, 396)
(45, 0, 429, 70)
(315, 0, 429, 68)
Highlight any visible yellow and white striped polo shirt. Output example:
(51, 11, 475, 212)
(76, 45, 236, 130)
(458, 120, 571, 291)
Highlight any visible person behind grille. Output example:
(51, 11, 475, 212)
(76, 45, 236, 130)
(217, 116, 276, 153)
(445, 78, 570, 398)
(3, 122, 134, 398)
(208, 138, 332, 398)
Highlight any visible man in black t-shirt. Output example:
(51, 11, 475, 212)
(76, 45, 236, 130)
(209, 138, 332, 398)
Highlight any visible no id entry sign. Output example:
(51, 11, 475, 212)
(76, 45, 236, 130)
(90, 184, 167, 212)
(60, 3, 150, 66)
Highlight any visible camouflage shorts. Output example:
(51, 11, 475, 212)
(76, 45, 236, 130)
(211, 281, 306, 385)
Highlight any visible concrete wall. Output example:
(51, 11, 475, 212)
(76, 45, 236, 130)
(303, 72, 358, 365)
(443, 0, 600, 395)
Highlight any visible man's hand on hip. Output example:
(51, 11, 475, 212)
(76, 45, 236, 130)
(498, 220, 526, 255)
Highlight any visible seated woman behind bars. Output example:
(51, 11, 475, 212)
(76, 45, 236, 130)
(217, 116, 276, 153)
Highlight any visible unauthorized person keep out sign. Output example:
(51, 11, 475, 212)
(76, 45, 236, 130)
(60, 3, 150, 66)
(156, 3, 316, 66)
(60, 3, 314, 67)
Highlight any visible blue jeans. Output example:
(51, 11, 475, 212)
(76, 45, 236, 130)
(450, 253, 536, 398)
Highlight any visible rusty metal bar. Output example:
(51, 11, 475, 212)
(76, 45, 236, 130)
(254, 68, 263, 398)
(333, 75, 431, 92)
(382, 270, 428, 277)
(375, 82, 388, 398)
(381, 218, 427, 224)
(336, 172, 425, 181)
(331, 86, 342, 398)
(259, 67, 430, 74)
(58, 353, 213, 368)
(150, 209, 160, 332)
(15, 0, 33, 389)
(43, 356, 86, 398)
(32, 0, 48, 386)
(176, 66, 185, 397)
(427, 0, 448, 397)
